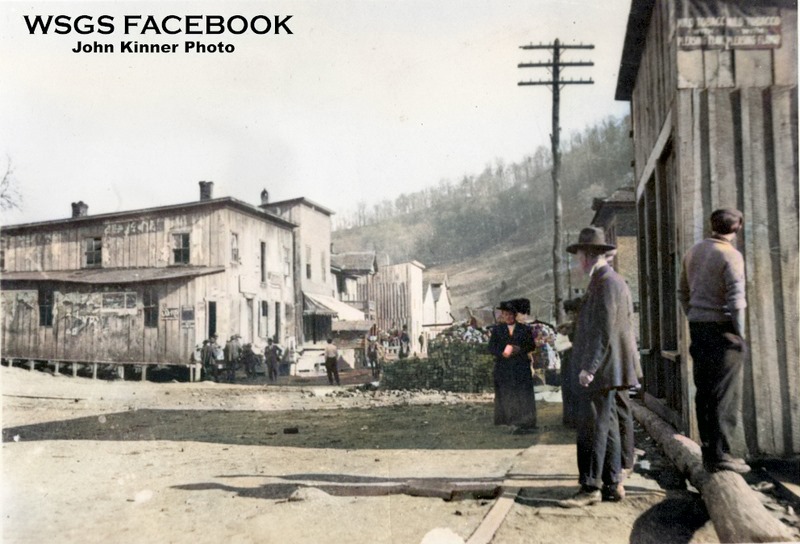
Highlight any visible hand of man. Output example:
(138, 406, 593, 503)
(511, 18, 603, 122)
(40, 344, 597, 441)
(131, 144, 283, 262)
(723, 332, 747, 352)
(579, 370, 594, 387)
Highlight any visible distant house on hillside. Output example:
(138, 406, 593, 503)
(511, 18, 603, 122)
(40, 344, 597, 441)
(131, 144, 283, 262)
(0, 182, 297, 375)
(422, 272, 454, 340)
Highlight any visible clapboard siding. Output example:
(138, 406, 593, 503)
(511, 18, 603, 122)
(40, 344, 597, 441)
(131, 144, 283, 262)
(1, 201, 298, 366)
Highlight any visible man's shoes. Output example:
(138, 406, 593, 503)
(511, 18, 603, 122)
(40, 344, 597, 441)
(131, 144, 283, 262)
(704, 455, 751, 474)
(602, 483, 625, 502)
(558, 486, 602, 508)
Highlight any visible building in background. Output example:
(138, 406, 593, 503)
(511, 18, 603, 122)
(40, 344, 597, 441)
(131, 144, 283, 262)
(374, 260, 425, 356)
(0, 182, 296, 372)
(422, 272, 454, 341)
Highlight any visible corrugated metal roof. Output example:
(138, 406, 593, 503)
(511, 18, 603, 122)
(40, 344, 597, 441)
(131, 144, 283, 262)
(0, 266, 225, 284)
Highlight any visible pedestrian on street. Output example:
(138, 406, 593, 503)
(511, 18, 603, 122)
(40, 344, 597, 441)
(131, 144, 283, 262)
(678, 208, 750, 474)
(488, 298, 537, 434)
(264, 338, 281, 382)
(324, 338, 340, 386)
(202, 335, 222, 382)
(224, 334, 242, 383)
(559, 227, 640, 507)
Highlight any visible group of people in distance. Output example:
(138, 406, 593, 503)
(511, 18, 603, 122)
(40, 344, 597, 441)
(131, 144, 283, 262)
(197, 335, 282, 384)
(490, 209, 749, 507)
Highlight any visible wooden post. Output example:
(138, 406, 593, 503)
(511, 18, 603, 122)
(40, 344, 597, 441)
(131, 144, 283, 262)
(92, 363, 98, 380)
(28, 360, 34, 371)
(140, 365, 147, 382)
(72, 362, 78, 377)
(54, 361, 60, 375)
(631, 401, 795, 542)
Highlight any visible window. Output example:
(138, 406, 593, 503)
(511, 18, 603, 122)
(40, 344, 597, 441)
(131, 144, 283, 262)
(283, 247, 291, 284)
(172, 233, 190, 264)
(231, 232, 239, 263)
(85, 237, 102, 267)
(0, 249, 5, 271)
(143, 288, 158, 328)
(320, 250, 326, 282)
(305, 245, 312, 280)
(38, 287, 54, 327)
(259, 300, 268, 337)
(260, 242, 267, 283)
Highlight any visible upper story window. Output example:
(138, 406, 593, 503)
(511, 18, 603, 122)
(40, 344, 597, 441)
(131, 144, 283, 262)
(172, 233, 190, 264)
(305, 245, 312, 280)
(320, 250, 326, 282)
(283, 247, 291, 284)
(38, 287, 54, 327)
(231, 232, 239, 263)
(84, 237, 102, 267)
(260, 242, 267, 283)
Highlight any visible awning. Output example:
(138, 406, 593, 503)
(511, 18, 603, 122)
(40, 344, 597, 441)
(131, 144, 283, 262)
(303, 292, 365, 320)
(0, 266, 225, 285)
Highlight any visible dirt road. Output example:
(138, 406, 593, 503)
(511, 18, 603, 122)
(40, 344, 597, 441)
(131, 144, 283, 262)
(0, 365, 770, 543)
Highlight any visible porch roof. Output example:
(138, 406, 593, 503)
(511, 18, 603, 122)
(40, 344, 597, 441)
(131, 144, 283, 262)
(0, 266, 225, 284)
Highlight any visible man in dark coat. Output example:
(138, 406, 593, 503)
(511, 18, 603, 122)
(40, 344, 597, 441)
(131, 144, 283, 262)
(488, 299, 537, 434)
(559, 227, 641, 507)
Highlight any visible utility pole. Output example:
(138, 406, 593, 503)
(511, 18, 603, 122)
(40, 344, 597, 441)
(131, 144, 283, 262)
(518, 39, 593, 324)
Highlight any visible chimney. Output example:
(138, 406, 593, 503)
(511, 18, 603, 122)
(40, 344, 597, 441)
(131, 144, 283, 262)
(260, 189, 270, 206)
(71, 201, 88, 218)
(198, 181, 214, 201)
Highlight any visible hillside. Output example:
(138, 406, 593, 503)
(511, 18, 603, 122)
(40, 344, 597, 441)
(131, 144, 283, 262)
(332, 116, 633, 321)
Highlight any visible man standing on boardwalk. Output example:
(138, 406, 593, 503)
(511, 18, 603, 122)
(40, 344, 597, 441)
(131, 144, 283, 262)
(560, 227, 640, 507)
(678, 208, 750, 474)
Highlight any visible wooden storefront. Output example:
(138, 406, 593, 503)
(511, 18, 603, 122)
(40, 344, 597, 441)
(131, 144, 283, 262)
(616, 0, 798, 456)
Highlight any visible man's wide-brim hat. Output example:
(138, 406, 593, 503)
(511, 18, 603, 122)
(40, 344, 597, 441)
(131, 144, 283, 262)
(566, 226, 616, 254)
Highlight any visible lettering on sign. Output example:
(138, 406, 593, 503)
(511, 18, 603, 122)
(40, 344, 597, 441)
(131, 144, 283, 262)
(161, 306, 179, 320)
(676, 0, 781, 50)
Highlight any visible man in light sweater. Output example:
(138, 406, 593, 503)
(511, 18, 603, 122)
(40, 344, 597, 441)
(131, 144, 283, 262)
(678, 208, 749, 474)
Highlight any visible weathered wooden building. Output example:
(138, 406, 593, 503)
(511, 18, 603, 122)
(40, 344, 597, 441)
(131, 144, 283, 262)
(374, 260, 425, 356)
(616, 0, 798, 456)
(422, 272, 454, 340)
(330, 251, 378, 320)
(0, 183, 297, 370)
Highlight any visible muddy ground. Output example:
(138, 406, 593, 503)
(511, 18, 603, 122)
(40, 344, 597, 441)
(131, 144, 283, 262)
(2, 365, 798, 544)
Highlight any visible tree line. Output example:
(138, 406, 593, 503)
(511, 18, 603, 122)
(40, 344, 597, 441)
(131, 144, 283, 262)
(333, 115, 633, 266)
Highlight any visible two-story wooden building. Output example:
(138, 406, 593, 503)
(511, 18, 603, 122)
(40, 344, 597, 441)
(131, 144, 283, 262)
(0, 182, 297, 371)
(616, 0, 798, 456)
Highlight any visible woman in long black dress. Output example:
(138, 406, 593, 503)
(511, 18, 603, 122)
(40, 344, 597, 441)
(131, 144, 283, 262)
(488, 299, 537, 433)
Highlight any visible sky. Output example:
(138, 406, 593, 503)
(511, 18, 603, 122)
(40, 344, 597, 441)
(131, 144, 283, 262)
(0, 0, 632, 226)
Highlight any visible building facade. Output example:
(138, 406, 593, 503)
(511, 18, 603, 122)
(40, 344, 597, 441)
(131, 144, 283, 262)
(0, 183, 297, 367)
(616, 0, 798, 455)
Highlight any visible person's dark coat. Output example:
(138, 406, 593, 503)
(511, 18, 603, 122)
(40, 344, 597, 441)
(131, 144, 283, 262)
(488, 321, 537, 427)
(572, 265, 641, 390)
